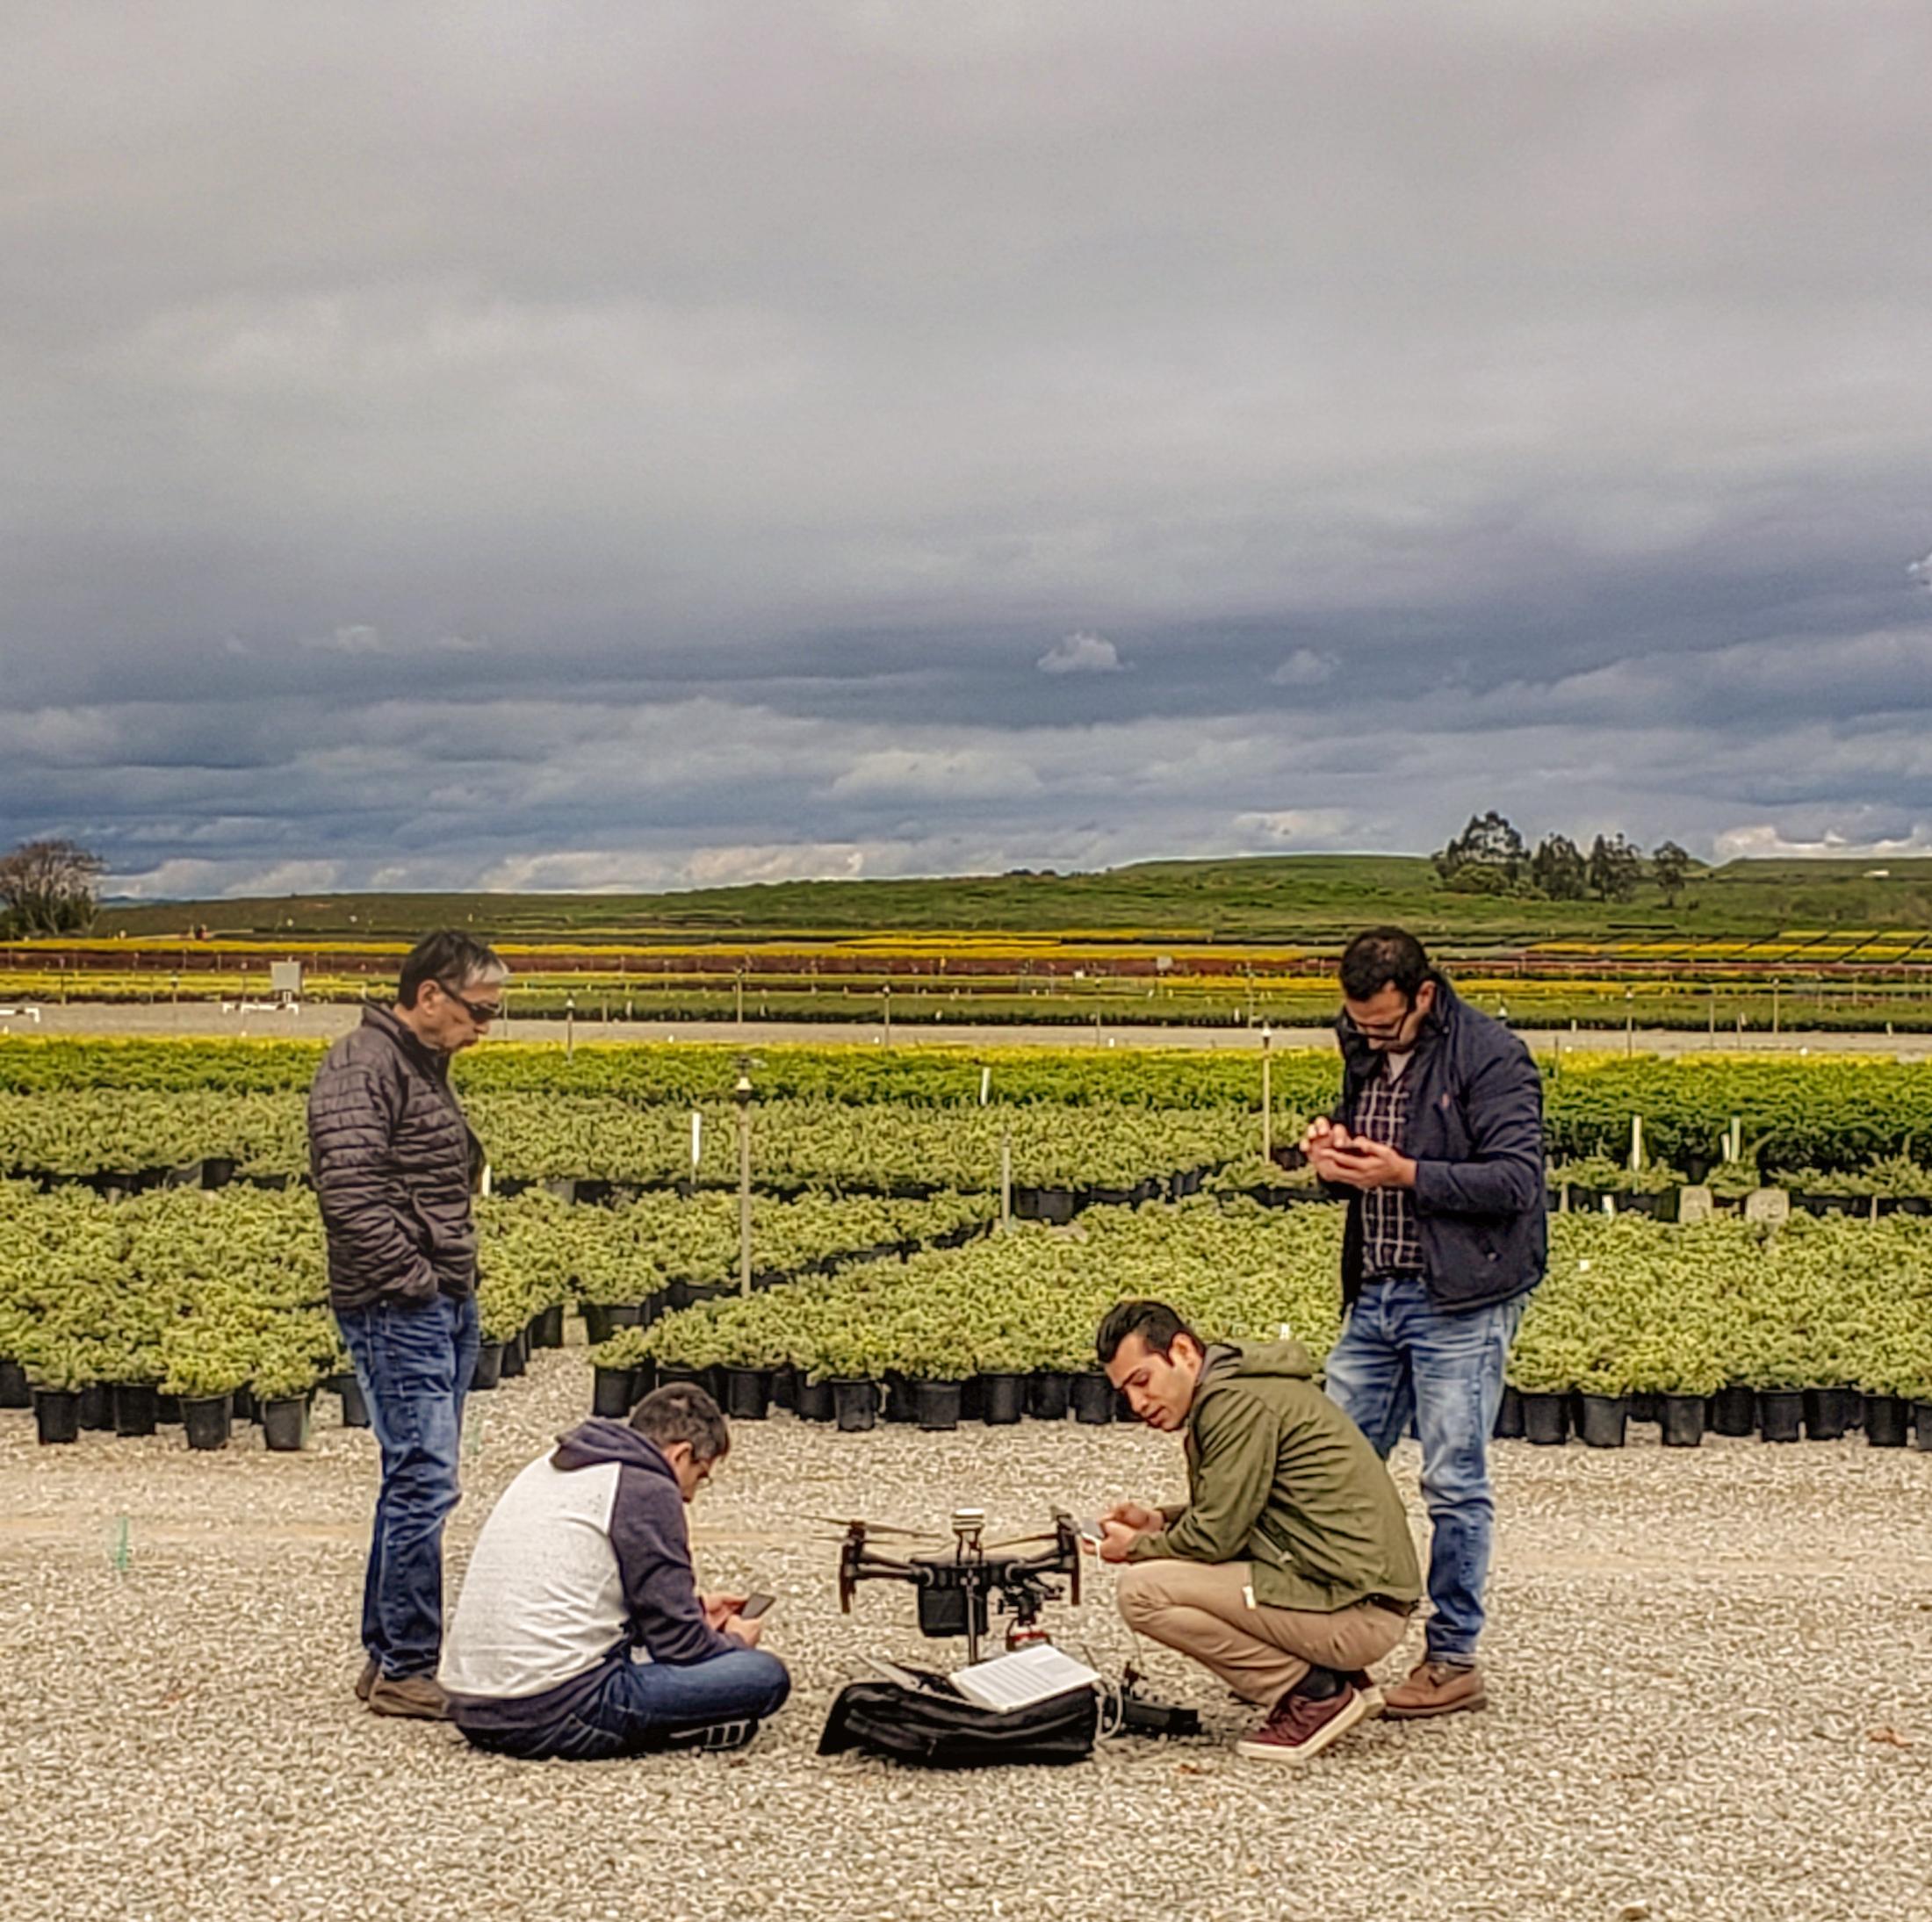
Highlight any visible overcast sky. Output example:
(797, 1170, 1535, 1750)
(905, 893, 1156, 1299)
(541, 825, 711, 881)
(4, 1, 1930, 898)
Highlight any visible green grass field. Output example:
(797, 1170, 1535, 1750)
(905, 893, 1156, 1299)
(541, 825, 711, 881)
(91, 853, 1932, 946)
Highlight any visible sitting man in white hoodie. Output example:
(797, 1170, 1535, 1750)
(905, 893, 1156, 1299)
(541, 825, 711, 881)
(439, 1383, 789, 1758)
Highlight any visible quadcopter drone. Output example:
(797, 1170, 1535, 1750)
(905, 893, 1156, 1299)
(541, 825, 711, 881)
(827, 1507, 1081, 1664)
(818, 1506, 1200, 1737)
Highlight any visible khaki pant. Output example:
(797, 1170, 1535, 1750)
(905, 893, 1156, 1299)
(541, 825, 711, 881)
(1115, 1560, 1410, 1707)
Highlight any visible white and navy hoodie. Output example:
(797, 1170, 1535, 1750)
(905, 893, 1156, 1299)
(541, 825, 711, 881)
(439, 1420, 733, 1736)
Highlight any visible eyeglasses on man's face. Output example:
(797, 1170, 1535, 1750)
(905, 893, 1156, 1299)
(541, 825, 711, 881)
(436, 983, 502, 1025)
(1341, 997, 1417, 1044)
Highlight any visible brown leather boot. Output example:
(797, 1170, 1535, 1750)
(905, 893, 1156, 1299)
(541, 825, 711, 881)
(355, 1657, 378, 1703)
(1381, 1659, 1487, 1719)
(367, 1674, 450, 1720)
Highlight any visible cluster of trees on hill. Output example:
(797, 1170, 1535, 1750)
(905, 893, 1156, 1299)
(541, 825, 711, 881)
(1432, 812, 1693, 905)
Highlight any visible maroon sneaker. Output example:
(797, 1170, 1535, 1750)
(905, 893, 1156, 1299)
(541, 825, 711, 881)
(1236, 1682, 1372, 1762)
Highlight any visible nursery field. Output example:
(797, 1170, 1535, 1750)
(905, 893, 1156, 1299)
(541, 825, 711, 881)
(5, 1037, 1932, 1454)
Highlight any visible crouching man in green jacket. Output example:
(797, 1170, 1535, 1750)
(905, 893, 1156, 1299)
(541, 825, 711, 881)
(1094, 1299, 1422, 1762)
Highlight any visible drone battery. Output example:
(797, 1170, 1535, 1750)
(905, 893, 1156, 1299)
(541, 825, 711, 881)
(912, 1555, 994, 1640)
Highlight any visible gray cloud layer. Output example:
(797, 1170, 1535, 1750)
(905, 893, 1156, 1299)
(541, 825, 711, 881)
(4, 2, 1930, 894)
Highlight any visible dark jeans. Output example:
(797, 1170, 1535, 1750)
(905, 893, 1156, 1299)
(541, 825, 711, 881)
(336, 1292, 479, 1681)
(1323, 1278, 1526, 1665)
(458, 1648, 793, 1760)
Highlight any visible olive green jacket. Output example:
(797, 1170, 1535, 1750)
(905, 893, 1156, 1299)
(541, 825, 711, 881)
(1123, 1342, 1423, 1613)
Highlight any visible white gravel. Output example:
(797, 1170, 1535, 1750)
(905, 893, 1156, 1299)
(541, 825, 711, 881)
(3, 1349, 1929, 1922)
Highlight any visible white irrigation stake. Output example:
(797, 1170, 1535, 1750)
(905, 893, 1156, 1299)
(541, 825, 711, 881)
(1001, 1127, 1013, 1232)
(1629, 1115, 1644, 1173)
(980, 1066, 991, 1107)
(480, 1162, 493, 1198)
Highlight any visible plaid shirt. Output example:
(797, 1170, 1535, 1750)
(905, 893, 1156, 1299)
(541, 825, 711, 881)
(1352, 1057, 1424, 1278)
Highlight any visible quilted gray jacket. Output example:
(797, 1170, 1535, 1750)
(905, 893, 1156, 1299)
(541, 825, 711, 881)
(308, 1004, 484, 1312)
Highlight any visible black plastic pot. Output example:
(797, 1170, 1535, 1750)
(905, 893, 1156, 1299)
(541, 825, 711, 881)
(914, 1379, 963, 1431)
(794, 1378, 835, 1423)
(1629, 1392, 1662, 1425)
(772, 1365, 798, 1413)
(1799, 1191, 1856, 1218)
(0, 1358, 31, 1408)
(883, 1372, 919, 1424)
(605, 1303, 645, 1329)
(656, 1364, 720, 1404)
(1027, 1372, 1072, 1422)
(470, 1342, 505, 1391)
(1615, 1192, 1662, 1218)
(1804, 1386, 1859, 1442)
(581, 1303, 615, 1346)
(1020, 1186, 1077, 1225)
(339, 1378, 371, 1429)
(1521, 1393, 1569, 1445)
(500, 1333, 527, 1379)
(530, 1303, 566, 1350)
(113, 1382, 160, 1437)
(1757, 1390, 1803, 1443)
(981, 1373, 1027, 1426)
(833, 1379, 879, 1432)
(1660, 1395, 1705, 1448)
(262, 1396, 311, 1452)
(1071, 1372, 1116, 1426)
(33, 1387, 81, 1444)
(1864, 1395, 1910, 1449)
(181, 1394, 232, 1451)
(592, 1365, 638, 1419)
(1711, 1385, 1756, 1437)
(723, 1367, 774, 1421)
(959, 1375, 985, 1423)
(1493, 1386, 1525, 1440)
(1578, 1394, 1629, 1449)
(78, 1382, 113, 1431)
(1913, 1402, 1932, 1452)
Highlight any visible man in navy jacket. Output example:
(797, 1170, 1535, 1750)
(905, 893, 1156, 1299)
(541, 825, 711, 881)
(1302, 927, 1545, 1720)
(440, 1385, 789, 1758)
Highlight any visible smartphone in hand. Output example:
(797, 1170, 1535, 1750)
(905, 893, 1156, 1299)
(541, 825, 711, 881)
(739, 1593, 775, 1621)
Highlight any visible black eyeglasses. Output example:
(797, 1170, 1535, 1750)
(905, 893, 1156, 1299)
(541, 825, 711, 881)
(438, 983, 502, 1023)
(1343, 1000, 1415, 1043)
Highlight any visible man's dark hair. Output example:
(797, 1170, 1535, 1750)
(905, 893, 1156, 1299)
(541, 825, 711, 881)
(631, 1382, 731, 1464)
(1096, 1299, 1200, 1367)
(1339, 926, 1431, 1004)
(397, 931, 507, 1010)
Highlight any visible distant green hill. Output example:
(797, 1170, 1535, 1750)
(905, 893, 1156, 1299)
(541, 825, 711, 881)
(90, 853, 1932, 947)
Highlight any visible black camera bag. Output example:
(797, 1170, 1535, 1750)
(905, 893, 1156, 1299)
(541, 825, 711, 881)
(818, 1679, 1098, 1768)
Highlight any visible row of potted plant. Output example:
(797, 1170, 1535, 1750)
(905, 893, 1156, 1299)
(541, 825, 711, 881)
(582, 1202, 1932, 1447)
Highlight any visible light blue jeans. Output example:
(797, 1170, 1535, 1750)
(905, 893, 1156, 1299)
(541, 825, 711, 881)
(336, 1293, 480, 1680)
(1323, 1278, 1527, 1665)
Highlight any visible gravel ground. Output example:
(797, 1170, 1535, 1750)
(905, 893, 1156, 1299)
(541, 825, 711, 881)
(4, 1352, 1929, 1922)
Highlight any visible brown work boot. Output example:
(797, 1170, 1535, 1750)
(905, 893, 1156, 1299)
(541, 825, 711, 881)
(367, 1674, 450, 1720)
(355, 1657, 378, 1703)
(1381, 1659, 1487, 1719)
(1235, 1681, 1372, 1762)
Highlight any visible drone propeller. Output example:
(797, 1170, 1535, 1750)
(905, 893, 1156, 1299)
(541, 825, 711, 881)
(979, 1530, 1059, 1551)
(803, 1515, 942, 1541)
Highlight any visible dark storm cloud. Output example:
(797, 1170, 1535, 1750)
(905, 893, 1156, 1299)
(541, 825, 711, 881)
(3, 2, 1930, 892)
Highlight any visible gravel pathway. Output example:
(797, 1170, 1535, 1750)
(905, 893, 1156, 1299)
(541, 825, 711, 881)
(3, 1353, 1928, 1922)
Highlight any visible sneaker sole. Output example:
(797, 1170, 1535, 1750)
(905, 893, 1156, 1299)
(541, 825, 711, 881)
(1235, 1687, 1373, 1762)
(366, 1692, 451, 1722)
(1381, 1690, 1487, 1720)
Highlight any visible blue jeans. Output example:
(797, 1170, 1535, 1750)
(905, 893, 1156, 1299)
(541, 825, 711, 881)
(459, 1649, 793, 1760)
(1323, 1278, 1526, 1665)
(336, 1293, 480, 1681)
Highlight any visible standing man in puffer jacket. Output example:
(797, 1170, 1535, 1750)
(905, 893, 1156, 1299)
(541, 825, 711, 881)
(309, 930, 508, 1719)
